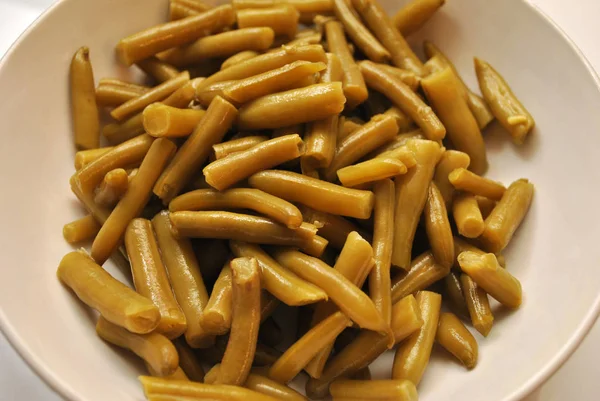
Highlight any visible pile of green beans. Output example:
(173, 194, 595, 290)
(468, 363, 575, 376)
(61, 0, 536, 399)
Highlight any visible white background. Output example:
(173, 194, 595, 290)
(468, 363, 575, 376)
(0, 0, 599, 400)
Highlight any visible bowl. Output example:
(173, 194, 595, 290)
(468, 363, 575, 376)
(1, 0, 600, 400)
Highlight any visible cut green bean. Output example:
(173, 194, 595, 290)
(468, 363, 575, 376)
(70, 47, 100, 149)
(391, 251, 450, 303)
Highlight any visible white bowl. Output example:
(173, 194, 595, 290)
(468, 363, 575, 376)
(1, 0, 600, 400)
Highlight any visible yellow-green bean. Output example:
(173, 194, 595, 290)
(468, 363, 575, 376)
(337, 158, 406, 188)
(96, 83, 147, 108)
(392, 291, 441, 385)
(137, 57, 181, 83)
(161, 28, 275, 67)
(391, 139, 442, 269)
(324, 19, 368, 108)
(57, 250, 160, 333)
(201, 263, 233, 335)
(154, 96, 238, 202)
(323, 114, 399, 182)
(214, 257, 261, 385)
(140, 377, 279, 400)
(331, 0, 390, 63)
(436, 312, 478, 369)
(383, 107, 415, 133)
(360, 61, 445, 140)
(143, 103, 205, 138)
(70, 47, 99, 149)
(453, 192, 485, 238)
(116, 5, 236, 65)
(237, 5, 299, 37)
(63, 215, 101, 244)
(230, 241, 327, 306)
(221, 51, 260, 71)
(422, 67, 487, 174)
(74, 147, 114, 170)
(373, 64, 421, 91)
(94, 168, 129, 207)
(480, 179, 534, 253)
(237, 83, 345, 130)
(391, 251, 450, 303)
(460, 273, 493, 337)
(449, 168, 506, 200)
(423, 41, 494, 130)
(433, 149, 470, 205)
(125, 218, 187, 339)
(330, 380, 418, 400)
(393, 0, 445, 36)
(458, 251, 522, 308)
(111, 72, 190, 121)
(245, 373, 307, 401)
(424, 182, 454, 268)
(475, 57, 535, 144)
(152, 211, 213, 348)
(249, 170, 375, 219)
(212, 136, 268, 160)
(300, 206, 370, 250)
(97, 317, 178, 377)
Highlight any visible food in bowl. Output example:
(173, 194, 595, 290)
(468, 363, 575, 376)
(58, 0, 534, 399)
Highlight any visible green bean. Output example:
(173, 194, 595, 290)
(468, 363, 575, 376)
(57, 250, 160, 333)
(224, 61, 327, 104)
(337, 158, 406, 188)
(436, 312, 478, 369)
(94, 168, 129, 207)
(70, 47, 99, 149)
(237, 5, 299, 37)
(137, 57, 181, 83)
(391, 251, 450, 304)
(96, 83, 147, 108)
(245, 373, 307, 401)
(460, 273, 493, 336)
(475, 58, 535, 144)
(352, 0, 426, 76)
(305, 294, 422, 398)
(221, 51, 260, 70)
(303, 114, 339, 171)
(480, 178, 534, 252)
(74, 147, 114, 170)
(143, 103, 205, 138)
(237, 83, 346, 130)
(331, 0, 390, 63)
(373, 64, 421, 91)
(433, 150, 470, 205)
(212, 136, 268, 160)
(154, 97, 237, 202)
(370, 179, 395, 325)
(271, 248, 386, 333)
(422, 67, 488, 173)
(391, 139, 442, 269)
(161, 28, 275, 67)
(111, 72, 190, 121)
(392, 291, 441, 385)
(367, 130, 422, 160)
(152, 211, 213, 348)
(324, 19, 368, 108)
(330, 380, 418, 400)
(201, 263, 232, 335)
(91, 138, 176, 265)
(304, 231, 376, 378)
(424, 182, 454, 268)
(97, 317, 178, 377)
(116, 5, 236, 65)
(171, 188, 303, 229)
(423, 42, 494, 129)
(203, 134, 305, 191)
(214, 258, 261, 385)
(337, 117, 363, 142)
(458, 251, 522, 308)
(268, 311, 351, 383)
(125, 218, 187, 339)
(249, 170, 375, 219)
(453, 192, 485, 238)
(140, 376, 279, 400)
(197, 44, 327, 90)
(300, 206, 370, 250)
(383, 107, 415, 133)
(449, 168, 506, 200)
(63, 215, 101, 244)
(393, 0, 445, 36)
(230, 241, 328, 306)
(360, 61, 445, 140)
(444, 271, 469, 319)
(323, 114, 399, 182)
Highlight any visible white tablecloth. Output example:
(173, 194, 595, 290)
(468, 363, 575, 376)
(1, 0, 599, 399)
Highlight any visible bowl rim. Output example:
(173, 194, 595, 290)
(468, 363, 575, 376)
(1, 0, 600, 400)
